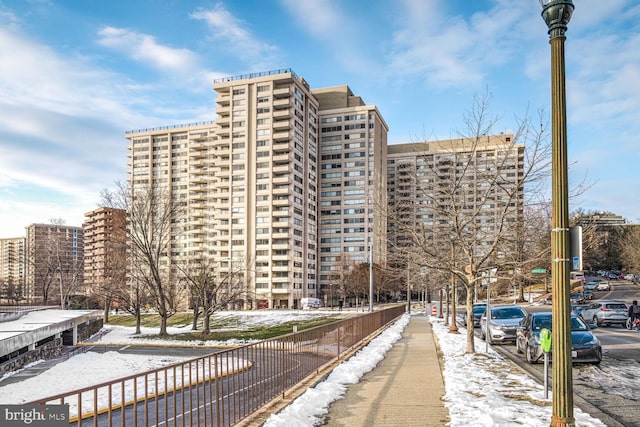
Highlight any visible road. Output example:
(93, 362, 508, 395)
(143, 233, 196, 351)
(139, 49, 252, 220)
(463, 278, 640, 427)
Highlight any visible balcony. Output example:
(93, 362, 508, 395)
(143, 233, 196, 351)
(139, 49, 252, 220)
(272, 185, 289, 195)
(272, 153, 290, 164)
(272, 164, 290, 174)
(272, 197, 290, 207)
(273, 98, 291, 109)
(272, 141, 290, 153)
(273, 87, 290, 98)
(273, 119, 290, 131)
(272, 174, 289, 185)
(273, 109, 289, 119)
(273, 130, 292, 142)
(216, 126, 230, 137)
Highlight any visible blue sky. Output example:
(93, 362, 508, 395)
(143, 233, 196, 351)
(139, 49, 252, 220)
(0, 0, 639, 238)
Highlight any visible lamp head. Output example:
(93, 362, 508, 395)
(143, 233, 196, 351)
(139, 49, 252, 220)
(540, 0, 574, 38)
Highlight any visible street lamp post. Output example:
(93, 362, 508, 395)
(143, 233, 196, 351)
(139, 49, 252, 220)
(540, 1, 575, 426)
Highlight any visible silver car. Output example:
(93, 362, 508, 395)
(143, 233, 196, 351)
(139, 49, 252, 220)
(480, 305, 527, 343)
(581, 301, 628, 327)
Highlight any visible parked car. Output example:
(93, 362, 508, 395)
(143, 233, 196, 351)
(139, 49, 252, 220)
(539, 295, 552, 305)
(571, 304, 588, 318)
(585, 281, 599, 290)
(480, 305, 527, 344)
(462, 302, 487, 327)
(570, 293, 584, 304)
(581, 301, 628, 327)
(583, 290, 594, 300)
(596, 282, 610, 291)
(515, 312, 601, 364)
(607, 272, 618, 280)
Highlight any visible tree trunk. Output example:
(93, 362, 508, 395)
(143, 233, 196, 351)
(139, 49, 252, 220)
(192, 304, 199, 330)
(135, 308, 142, 335)
(160, 315, 168, 336)
(203, 311, 211, 334)
(465, 283, 475, 354)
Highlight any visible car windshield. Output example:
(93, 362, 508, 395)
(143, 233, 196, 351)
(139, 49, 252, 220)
(532, 315, 552, 331)
(571, 316, 589, 331)
(491, 307, 525, 319)
(532, 315, 588, 331)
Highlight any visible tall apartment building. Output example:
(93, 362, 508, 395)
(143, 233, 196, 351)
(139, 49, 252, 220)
(387, 135, 524, 258)
(313, 86, 388, 302)
(83, 207, 127, 297)
(0, 237, 26, 303)
(126, 69, 389, 310)
(211, 70, 321, 309)
(25, 223, 84, 305)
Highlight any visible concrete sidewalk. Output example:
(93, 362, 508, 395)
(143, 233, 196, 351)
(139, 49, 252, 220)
(322, 313, 449, 426)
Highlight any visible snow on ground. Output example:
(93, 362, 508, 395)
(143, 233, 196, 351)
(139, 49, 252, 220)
(264, 313, 410, 426)
(0, 351, 249, 418)
(99, 309, 348, 347)
(429, 316, 607, 427)
(0, 309, 631, 426)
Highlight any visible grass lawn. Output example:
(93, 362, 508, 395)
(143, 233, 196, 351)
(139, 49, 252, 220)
(105, 312, 344, 342)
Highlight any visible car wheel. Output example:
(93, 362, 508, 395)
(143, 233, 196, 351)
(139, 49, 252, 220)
(594, 315, 602, 327)
(480, 326, 485, 339)
(593, 348, 602, 365)
(516, 339, 523, 354)
(525, 344, 536, 364)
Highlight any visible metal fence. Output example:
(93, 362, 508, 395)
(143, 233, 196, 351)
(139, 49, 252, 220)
(28, 305, 405, 426)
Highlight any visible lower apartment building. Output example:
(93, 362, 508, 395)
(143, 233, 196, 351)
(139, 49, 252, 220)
(0, 237, 26, 304)
(25, 223, 84, 306)
(387, 135, 524, 262)
(83, 207, 127, 304)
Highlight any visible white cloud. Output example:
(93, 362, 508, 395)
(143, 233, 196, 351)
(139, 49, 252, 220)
(278, 0, 382, 79)
(97, 26, 201, 73)
(387, 0, 535, 89)
(191, 3, 279, 68)
(279, 0, 344, 38)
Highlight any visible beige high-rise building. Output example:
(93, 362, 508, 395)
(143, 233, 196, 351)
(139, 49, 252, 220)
(83, 207, 127, 298)
(313, 86, 388, 304)
(125, 69, 390, 310)
(212, 69, 320, 309)
(387, 134, 524, 257)
(0, 237, 26, 303)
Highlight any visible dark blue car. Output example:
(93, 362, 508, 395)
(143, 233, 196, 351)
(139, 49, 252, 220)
(515, 312, 601, 364)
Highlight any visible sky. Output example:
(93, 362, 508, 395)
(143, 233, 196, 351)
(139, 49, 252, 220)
(0, 0, 639, 238)
(0, 310, 621, 426)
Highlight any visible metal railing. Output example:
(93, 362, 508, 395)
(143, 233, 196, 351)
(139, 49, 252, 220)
(28, 305, 405, 426)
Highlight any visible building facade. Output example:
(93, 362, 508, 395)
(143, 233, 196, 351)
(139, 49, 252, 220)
(0, 237, 26, 303)
(387, 135, 524, 261)
(83, 207, 127, 299)
(313, 85, 388, 305)
(125, 69, 389, 310)
(25, 223, 84, 306)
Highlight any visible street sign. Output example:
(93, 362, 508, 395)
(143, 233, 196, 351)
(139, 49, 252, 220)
(531, 269, 547, 274)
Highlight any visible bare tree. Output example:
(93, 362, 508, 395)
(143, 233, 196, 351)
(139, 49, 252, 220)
(620, 225, 640, 275)
(387, 93, 552, 354)
(177, 256, 249, 334)
(344, 262, 371, 310)
(101, 182, 184, 336)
